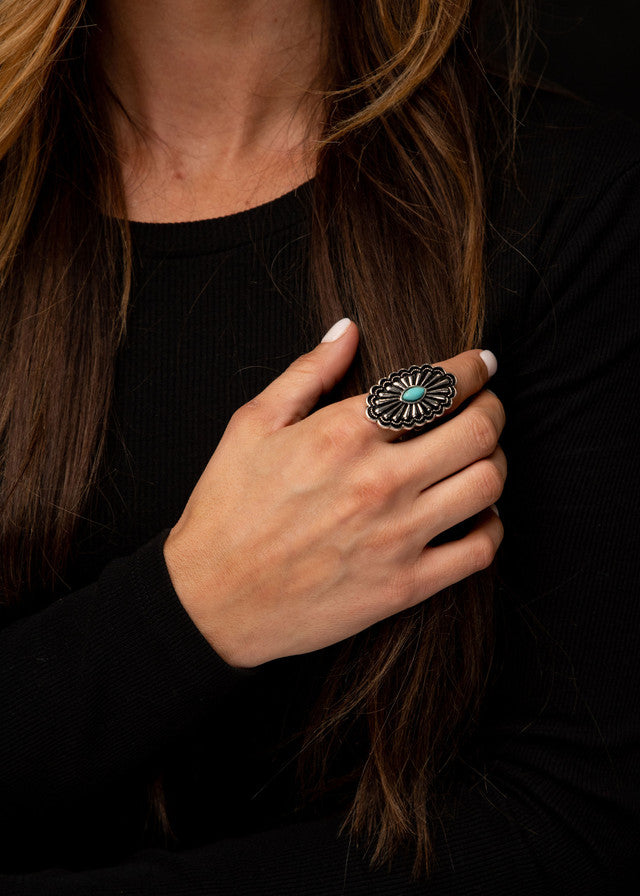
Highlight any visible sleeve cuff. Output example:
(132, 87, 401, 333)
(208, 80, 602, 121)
(98, 530, 254, 727)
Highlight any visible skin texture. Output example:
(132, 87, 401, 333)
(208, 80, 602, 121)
(99, 0, 506, 668)
(97, 0, 325, 221)
(164, 322, 505, 668)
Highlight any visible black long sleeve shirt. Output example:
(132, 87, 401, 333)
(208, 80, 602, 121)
(1, 85, 639, 894)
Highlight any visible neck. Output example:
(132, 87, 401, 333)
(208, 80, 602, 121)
(96, 0, 326, 221)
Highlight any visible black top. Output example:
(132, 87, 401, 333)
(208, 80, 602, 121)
(1, 85, 639, 894)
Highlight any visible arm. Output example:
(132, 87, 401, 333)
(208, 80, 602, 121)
(0, 532, 249, 813)
(3, 153, 639, 896)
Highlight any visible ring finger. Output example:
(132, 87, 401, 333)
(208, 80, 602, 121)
(403, 444, 507, 551)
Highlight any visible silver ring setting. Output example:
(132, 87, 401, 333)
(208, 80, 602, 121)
(366, 363, 457, 431)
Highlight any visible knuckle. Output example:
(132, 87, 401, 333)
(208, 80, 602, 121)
(290, 354, 325, 393)
(493, 444, 508, 479)
(482, 390, 507, 437)
(232, 398, 263, 426)
(490, 393, 507, 433)
(385, 566, 414, 611)
(474, 459, 505, 504)
(467, 408, 499, 456)
(472, 352, 490, 386)
(469, 533, 497, 571)
(351, 470, 390, 508)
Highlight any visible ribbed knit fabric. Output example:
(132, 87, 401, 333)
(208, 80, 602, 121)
(1, 86, 639, 894)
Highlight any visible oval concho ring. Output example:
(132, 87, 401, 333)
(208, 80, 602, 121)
(366, 363, 457, 431)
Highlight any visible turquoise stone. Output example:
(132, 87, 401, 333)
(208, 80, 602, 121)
(401, 386, 426, 403)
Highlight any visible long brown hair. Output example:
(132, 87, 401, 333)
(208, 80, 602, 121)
(0, 0, 538, 876)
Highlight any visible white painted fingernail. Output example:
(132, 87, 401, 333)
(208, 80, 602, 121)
(480, 349, 498, 378)
(321, 318, 352, 343)
(490, 503, 500, 517)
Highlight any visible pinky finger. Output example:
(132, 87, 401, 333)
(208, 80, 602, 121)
(409, 507, 504, 606)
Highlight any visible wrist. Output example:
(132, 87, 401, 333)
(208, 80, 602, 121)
(163, 524, 251, 669)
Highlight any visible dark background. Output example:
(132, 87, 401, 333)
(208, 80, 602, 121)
(530, 1, 639, 121)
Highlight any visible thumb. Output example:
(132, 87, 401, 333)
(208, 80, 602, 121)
(251, 318, 359, 431)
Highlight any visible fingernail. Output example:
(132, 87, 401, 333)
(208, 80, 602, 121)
(480, 349, 498, 378)
(321, 318, 352, 343)
(490, 503, 500, 517)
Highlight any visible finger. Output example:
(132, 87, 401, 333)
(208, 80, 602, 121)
(393, 388, 506, 492)
(405, 507, 504, 608)
(406, 445, 507, 548)
(343, 347, 498, 444)
(238, 318, 359, 433)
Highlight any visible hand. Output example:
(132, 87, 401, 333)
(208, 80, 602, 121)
(164, 320, 506, 668)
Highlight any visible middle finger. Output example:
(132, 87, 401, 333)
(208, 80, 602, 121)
(337, 348, 497, 446)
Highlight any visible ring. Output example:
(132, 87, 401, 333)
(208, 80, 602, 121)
(366, 363, 457, 430)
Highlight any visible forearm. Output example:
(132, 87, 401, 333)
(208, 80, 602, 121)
(0, 532, 247, 809)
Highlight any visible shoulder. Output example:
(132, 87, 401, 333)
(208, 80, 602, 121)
(484, 81, 640, 349)
(518, 82, 640, 175)
(489, 79, 640, 202)
(485, 81, 640, 260)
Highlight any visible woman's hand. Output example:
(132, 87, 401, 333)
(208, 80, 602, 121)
(163, 320, 506, 668)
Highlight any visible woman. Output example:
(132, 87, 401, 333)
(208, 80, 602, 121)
(0, 0, 638, 892)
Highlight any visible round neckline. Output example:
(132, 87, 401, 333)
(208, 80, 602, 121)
(129, 178, 314, 257)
